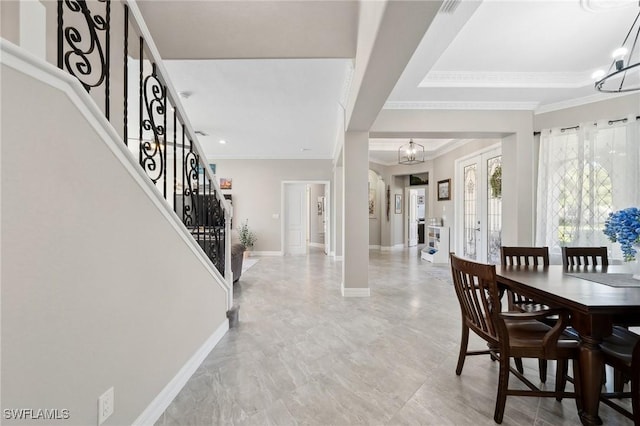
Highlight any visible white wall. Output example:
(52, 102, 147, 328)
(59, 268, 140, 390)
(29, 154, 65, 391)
(2, 63, 227, 425)
(213, 159, 333, 253)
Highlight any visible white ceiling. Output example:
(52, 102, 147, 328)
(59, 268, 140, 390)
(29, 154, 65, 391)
(163, 59, 351, 159)
(138, 0, 639, 161)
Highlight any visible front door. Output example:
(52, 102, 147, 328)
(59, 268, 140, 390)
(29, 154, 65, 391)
(456, 147, 502, 264)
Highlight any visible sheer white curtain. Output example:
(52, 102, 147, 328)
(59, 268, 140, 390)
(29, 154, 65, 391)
(536, 115, 640, 262)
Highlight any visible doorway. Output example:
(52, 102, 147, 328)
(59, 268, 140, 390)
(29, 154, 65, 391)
(455, 146, 502, 263)
(282, 181, 331, 256)
(405, 187, 426, 247)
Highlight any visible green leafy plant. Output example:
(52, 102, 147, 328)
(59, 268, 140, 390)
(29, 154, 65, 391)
(238, 219, 257, 249)
(490, 165, 502, 199)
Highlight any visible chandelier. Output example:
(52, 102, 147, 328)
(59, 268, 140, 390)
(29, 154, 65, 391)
(398, 139, 425, 165)
(593, 7, 640, 93)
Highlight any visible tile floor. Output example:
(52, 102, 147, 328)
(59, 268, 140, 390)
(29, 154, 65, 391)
(156, 247, 631, 425)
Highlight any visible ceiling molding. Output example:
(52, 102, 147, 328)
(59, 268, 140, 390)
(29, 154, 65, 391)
(534, 91, 634, 115)
(419, 71, 593, 89)
(383, 100, 539, 111)
(205, 155, 335, 161)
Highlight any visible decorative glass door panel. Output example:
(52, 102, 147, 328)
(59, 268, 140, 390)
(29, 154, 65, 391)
(457, 147, 502, 264)
(463, 164, 478, 260)
(487, 155, 503, 264)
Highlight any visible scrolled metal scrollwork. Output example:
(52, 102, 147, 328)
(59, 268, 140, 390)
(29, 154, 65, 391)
(140, 69, 166, 183)
(182, 150, 199, 226)
(58, 0, 109, 94)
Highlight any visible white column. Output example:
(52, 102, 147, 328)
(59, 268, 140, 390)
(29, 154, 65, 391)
(342, 131, 370, 296)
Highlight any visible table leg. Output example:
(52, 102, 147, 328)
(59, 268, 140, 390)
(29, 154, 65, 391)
(578, 336, 604, 426)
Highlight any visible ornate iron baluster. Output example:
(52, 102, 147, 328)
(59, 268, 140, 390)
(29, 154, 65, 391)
(183, 143, 198, 228)
(57, 0, 110, 118)
(140, 63, 166, 184)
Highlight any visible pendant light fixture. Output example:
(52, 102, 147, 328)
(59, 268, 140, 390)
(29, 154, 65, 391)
(593, 6, 640, 93)
(398, 139, 425, 165)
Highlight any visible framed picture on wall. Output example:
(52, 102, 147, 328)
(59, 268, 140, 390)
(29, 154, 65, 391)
(437, 179, 451, 201)
(220, 178, 232, 190)
(395, 194, 402, 214)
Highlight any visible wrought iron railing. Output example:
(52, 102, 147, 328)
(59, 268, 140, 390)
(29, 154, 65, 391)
(56, 0, 232, 294)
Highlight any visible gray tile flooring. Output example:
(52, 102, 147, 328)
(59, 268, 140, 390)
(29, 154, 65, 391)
(156, 248, 632, 425)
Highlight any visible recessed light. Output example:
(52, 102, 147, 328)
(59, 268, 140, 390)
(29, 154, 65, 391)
(219, 139, 227, 144)
(301, 148, 311, 152)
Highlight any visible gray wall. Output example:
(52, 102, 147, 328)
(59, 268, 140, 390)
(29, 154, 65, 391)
(2, 64, 227, 425)
(213, 159, 333, 253)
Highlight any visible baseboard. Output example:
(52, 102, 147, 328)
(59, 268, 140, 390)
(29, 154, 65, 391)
(308, 242, 324, 249)
(250, 251, 283, 256)
(341, 284, 371, 297)
(132, 319, 229, 426)
(380, 244, 405, 251)
(369, 245, 381, 250)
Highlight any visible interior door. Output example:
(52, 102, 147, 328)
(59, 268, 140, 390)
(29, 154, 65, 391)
(457, 148, 502, 263)
(408, 189, 418, 247)
(284, 183, 307, 255)
(323, 185, 329, 255)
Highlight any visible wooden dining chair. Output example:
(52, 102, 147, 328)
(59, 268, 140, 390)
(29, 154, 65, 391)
(501, 246, 552, 381)
(562, 246, 609, 267)
(599, 328, 640, 424)
(450, 253, 582, 423)
(501, 247, 550, 311)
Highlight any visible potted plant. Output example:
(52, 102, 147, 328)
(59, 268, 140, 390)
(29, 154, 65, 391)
(238, 219, 257, 254)
(603, 207, 640, 279)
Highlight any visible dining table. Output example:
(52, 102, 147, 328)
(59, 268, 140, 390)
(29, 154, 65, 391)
(495, 264, 640, 426)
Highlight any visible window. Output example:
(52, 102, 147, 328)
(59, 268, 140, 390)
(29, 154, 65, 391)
(536, 117, 639, 262)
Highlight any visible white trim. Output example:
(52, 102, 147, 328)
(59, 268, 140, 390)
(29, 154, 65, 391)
(534, 91, 634, 115)
(383, 101, 539, 111)
(380, 244, 405, 251)
(341, 284, 371, 297)
(281, 180, 331, 258)
(0, 40, 232, 309)
(419, 70, 591, 89)
(308, 242, 325, 249)
(250, 251, 283, 257)
(369, 245, 381, 250)
(132, 320, 229, 426)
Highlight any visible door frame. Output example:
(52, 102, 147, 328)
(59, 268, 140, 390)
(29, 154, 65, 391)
(454, 143, 501, 260)
(281, 180, 331, 256)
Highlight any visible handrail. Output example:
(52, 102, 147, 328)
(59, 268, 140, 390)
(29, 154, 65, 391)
(55, 0, 233, 306)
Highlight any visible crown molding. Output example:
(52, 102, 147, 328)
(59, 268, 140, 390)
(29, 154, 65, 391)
(534, 91, 635, 115)
(383, 100, 539, 110)
(419, 70, 593, 89)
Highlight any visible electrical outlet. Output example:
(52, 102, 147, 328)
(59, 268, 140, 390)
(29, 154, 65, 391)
(98, 387, 114, 425)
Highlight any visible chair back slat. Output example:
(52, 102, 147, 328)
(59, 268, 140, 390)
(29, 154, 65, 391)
(450, 254, 500, 345)
(501, 246, 549, 266)
(562, 246, 609, 267)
